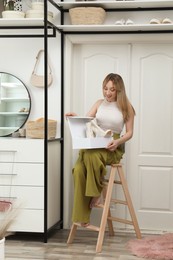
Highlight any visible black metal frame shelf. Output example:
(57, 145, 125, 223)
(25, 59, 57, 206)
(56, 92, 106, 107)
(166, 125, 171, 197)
(0, 2, 63, 244)
(48, 0, 173, 35)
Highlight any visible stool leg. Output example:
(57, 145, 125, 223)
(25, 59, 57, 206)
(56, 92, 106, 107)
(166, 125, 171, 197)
(96, 166, 116, 253)
(67, 223, 78, 244)
(117, 166, 142, 239)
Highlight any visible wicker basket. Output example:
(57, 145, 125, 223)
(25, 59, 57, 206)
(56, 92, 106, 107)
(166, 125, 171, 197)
(69, 7, 106, 25)
(26, 118, 57, 139)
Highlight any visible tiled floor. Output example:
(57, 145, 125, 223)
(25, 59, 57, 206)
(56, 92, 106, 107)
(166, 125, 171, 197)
(4, 229, 146, 260)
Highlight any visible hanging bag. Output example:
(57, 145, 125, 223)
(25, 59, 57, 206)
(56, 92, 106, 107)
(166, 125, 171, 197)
(30, 49, 53, 88)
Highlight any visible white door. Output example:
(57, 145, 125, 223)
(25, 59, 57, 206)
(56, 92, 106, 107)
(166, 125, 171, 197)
(130, 44, 173, 232)
(67, 43, 133, 228)
(64, 42, 173, 232)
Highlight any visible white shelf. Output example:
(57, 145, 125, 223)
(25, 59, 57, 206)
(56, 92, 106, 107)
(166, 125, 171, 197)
(56, 23, 173, 32)
(0, 127, 18, 130)
(1, 82, 24, 88)
(0, 18, 44, 27)
(54, 0, 173, 10)
(0, 112, 28, 116)
(1, 98, 30, 102)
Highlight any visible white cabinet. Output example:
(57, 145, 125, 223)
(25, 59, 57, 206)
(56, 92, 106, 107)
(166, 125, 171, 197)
(0, 138, 61, 233)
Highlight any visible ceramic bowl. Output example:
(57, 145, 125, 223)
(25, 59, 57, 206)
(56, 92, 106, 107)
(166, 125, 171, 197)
(26, 10, 53, 22)
(2, 11, 25, 19)
(31, 2, 44, 10)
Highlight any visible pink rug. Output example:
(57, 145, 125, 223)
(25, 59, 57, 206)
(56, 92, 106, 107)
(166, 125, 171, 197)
(127, 233, 173, 260)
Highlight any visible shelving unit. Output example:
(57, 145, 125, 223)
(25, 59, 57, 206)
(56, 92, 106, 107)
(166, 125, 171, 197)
(0, 1, 63, 243)
(49, 0, 173, 34)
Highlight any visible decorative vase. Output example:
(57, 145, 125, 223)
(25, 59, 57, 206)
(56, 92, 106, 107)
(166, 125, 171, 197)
(0, 237, 5, 260)
(0, 1, 5, 18)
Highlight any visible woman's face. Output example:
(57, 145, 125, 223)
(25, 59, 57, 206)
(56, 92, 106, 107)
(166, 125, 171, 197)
(103, 80, 117, 102)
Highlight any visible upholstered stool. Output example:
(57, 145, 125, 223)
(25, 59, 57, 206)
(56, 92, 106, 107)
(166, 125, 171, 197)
(67, 163, 141, 253)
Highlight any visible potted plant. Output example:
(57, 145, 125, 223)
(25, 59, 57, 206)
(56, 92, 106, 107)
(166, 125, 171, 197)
(2, 0, 25, 18)
(4, 0, 16, 10)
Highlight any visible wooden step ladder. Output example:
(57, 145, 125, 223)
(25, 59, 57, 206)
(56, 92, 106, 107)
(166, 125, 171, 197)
(67, 163, 142, 253)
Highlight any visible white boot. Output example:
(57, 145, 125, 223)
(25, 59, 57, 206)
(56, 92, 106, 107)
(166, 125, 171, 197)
(90, 119, 112, 137)
(86, 121, 95, 137)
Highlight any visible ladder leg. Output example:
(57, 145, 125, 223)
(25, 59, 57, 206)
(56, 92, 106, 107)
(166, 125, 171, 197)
(117, 166, 142, 239)
(96, 166, 116, 253)
(67, 223, 78, 244)
(102, 185, 114, 236)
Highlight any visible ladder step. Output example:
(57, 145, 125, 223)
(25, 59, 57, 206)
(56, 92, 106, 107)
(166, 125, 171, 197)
(103, 180, 122, 185)
(74, 222, 100, 232)
(107, 216, 133, 225)
(111, 199, 128, 205)
(95, 203, 104, 208)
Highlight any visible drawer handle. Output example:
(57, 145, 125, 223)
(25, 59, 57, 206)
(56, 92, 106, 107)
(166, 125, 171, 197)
(0, 196, 17, 200)
(0, 173, 17, 176)
(0, 150, 17, 153)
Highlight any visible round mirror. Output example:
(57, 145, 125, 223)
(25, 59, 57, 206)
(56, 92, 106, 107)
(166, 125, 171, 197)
(0, 72, 31, 137)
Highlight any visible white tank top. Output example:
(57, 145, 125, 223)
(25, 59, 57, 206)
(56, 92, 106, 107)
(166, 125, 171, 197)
(96, 99, 124, 134)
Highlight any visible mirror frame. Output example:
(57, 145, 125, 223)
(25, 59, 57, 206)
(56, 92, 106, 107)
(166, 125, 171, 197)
(0, 72, 31, 137)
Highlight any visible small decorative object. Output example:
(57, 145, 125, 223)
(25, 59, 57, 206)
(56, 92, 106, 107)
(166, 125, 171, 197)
(14, 0, 22, 11)
(26, 117, 57, 139)
(26, 10, 53, 22)
(2, 10, 25, 18)
(30, 50, 53, 88)
(25, 1, 53, 22)
(0, 1, 5, 18)
(69, 7, 106, 25)
(31, 1, 44, 10)
(2, 0, 24, 18)
(4, 0, 15, 10)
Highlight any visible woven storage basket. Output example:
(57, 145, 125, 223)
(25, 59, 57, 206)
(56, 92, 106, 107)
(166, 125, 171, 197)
(69, 7, 106, 25)
(26, 118, 57, 139)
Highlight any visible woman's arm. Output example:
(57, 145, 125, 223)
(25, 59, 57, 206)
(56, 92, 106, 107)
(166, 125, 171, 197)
(86, 99, 103, 117)
(65, 99, 103, 118)
(106, 106, 135, 152)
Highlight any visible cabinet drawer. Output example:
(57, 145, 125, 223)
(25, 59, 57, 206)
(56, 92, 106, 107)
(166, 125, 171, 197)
(0, 163, 44, 186)
(7, 209, 44, 232)
(0, 138, 44, 162)
(0, 186, 44, 209)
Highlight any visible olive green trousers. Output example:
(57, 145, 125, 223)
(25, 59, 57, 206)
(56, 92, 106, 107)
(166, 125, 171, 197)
(72, 134, 124, 223)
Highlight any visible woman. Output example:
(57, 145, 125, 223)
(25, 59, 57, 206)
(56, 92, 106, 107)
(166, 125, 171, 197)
(66, 73, 135, 227)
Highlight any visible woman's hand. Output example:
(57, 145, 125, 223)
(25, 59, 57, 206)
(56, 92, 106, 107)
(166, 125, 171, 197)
(65, 112, 77, 117)
(106, 139, 120, 152)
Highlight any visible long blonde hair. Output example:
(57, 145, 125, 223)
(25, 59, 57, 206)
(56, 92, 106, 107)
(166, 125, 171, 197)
(102, 73, 135, 121)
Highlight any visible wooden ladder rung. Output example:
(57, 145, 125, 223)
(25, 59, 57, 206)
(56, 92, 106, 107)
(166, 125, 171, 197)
(103, 179, 122, 185)
(107, 216, 133, 225)
(74, 222, 100, 232)
(95, 203, 104, 208)
(111, 199, 128, 205)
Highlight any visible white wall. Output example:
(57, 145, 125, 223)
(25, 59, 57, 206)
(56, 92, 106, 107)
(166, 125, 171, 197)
(0, 34, 61, 137)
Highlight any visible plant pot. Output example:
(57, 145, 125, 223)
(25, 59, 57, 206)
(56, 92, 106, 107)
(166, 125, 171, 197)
(2, 10, 25, 19)
(0, 2, 5, 18)
(0, 237, 5, 260)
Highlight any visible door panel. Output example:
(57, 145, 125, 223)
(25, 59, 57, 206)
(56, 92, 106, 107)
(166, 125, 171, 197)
(72, 44, 131, 227)
(130, 44, 173, 231)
